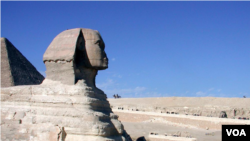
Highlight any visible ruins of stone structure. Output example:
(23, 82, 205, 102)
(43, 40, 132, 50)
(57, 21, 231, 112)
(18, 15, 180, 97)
(1, 28, 131, 141)
(1, 37, 44, 87)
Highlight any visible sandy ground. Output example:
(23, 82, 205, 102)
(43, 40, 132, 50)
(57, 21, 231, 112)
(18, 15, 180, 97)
(122, 121, 221, 141)
(108, 97, 250, 141)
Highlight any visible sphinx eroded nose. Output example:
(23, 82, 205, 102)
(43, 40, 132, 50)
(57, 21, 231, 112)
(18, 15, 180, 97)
(103, 52, 108, 63)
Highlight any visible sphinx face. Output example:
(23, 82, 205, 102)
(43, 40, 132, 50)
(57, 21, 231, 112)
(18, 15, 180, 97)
(83, 29, 108, 70)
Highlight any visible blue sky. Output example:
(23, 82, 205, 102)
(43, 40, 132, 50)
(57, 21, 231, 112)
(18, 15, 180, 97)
(1, 1, 250, 98)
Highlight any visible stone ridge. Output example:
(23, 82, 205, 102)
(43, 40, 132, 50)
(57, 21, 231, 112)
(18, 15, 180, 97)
(1, 37, 45, 87)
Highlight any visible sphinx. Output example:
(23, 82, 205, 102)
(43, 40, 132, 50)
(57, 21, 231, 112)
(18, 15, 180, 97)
(1, 28, 131, 141)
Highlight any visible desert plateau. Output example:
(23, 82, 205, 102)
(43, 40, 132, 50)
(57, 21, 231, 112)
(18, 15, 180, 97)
(109, 97, 250, 141)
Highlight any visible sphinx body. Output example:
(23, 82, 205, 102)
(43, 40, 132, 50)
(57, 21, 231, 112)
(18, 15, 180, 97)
(1, 28, 131, 141)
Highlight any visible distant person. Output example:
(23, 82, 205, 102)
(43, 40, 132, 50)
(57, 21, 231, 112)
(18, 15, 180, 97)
(116, 94, 121, 98)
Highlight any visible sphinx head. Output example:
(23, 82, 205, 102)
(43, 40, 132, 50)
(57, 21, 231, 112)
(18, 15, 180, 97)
(43, 28, 108, 85)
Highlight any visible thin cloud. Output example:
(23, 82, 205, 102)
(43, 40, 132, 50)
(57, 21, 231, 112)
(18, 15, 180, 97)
(102, 86, 147, 97)
(144, 92, 170, 98)
(96, 79, 114, 89)
(112, 74, 122, 78)
(134, 86, 146, 91)
(96, 78, 147, 97)
(196, 91, 206, 97)
(195, 89, 227, 97)
(208, 88, 214, 91)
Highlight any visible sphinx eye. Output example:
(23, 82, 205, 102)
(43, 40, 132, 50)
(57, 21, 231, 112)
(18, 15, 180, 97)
(95, 40, 101, 45)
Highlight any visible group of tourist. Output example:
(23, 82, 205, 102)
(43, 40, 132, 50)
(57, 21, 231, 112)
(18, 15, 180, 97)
(113, 94, 121, 99)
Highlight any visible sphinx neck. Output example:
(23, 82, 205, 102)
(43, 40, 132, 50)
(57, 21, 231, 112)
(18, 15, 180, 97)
(82, 67, 97, 88)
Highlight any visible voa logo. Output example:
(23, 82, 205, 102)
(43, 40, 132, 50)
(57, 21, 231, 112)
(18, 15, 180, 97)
(222, 125, 249, 141)
(226, 129, 246, 136)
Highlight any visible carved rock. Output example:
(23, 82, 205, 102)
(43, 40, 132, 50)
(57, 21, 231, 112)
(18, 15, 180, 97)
(43, 28, 108, 85)
(1, 28, 131, 141)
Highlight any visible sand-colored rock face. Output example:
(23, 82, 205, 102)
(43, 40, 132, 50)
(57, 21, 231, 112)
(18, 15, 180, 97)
(1, 80, 130, 141)
(1, 28, 131, 141)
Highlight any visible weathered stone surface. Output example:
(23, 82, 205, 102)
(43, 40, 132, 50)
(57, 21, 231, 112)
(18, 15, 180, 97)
(1, 37, 45, 87)
(0, 80, 129, 141)
(43, 28, 108, 85)
(1, 81, 131, 140)
(1, 28, 131, 141)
